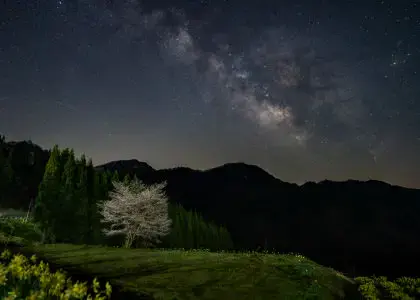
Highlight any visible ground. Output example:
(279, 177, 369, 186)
(16, 243, 357, 299)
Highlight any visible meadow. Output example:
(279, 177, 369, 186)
(1, 211, 420, 299)
(0, 210, 356, 299)
(4, 239, 356, 299)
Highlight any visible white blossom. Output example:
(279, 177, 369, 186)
(97, 179, 172, 248)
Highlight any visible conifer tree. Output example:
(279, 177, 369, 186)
(0, 139, 8, 204)
(92, 172, 106, 244)
(102, 171, 112, 196)
(162, 203, 234, 251)
(123, 174, 131, 186)
(34, 145, 62, 243)
(57, 149, 77, 242)
(75, 156, 88, 243)
(185, 209, 194, 248)
(111, 170, 119, 183)
(194, 212, 205, 248)
(85, 159, 96, 243)
(0, 148, 14, 206)
(59, 148, 71, 174)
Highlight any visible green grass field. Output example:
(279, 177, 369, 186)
(0, 216, 360, 299)
(18, 243, 357, 299)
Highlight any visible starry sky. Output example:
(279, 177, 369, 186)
(1, 0, 419, 188)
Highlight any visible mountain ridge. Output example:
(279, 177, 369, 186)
(96, 159, 408, 189)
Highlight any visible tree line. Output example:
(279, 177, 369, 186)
(0, 136, 49, 210)
(29, 144, 233, 250)
(0, 136, 18, 208)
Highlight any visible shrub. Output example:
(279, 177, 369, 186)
(0, 217, 42, 243)
(355, 276, 420, 299)
(0, 208, 28, 219)
(0, 249, 112, 299)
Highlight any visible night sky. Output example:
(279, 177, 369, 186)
(1, 0, 419, 188)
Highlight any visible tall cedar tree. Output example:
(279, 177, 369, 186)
(0, 137, 6, 205)
(57, 149, 77, 242)
(123, 174, 131, 186)
(0, 138, 14, 206)
(111, 171, 119, 183)
(92, 171, 107, 243)
(85, 159, 96, 243)
(74, 155, 88, 244)
(34, 145, 62, 243)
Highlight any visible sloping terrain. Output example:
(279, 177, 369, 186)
(22, 244, 357, 300)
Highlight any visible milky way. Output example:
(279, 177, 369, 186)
(1, 0, 419, 187)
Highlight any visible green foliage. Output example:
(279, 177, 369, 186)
(0, 138, 15, 206)
(0, 217, 42, 244)
(111, 171, 119, 183)
(33, 146, 111, 245)
(0, 208, 28, 219)
(161, 203, 234, 251)
(122, 173, 131, 186)
(0, 249, 112, 299)
(56, 149, 78, 243)
(355, 276, 420, 299)
(34, 145, 62, 243)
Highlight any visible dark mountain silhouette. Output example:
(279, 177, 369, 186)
(96, 159, 155, 177)
(1, 138, 420, 279)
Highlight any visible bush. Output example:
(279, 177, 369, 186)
(0, 217, 42, 244)
(0, 249, 112, 299)
(355, 276, 420, 299)
(0, 209, 28, 219)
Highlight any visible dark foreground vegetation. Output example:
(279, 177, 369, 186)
(1, 135, 420, 299)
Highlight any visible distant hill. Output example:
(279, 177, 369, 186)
(95, 159, 155, 177)
(2, 139, 420, 278)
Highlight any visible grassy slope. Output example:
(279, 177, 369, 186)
(21, 244, 357, 300)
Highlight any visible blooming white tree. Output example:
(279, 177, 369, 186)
(97, 179, 172, 248)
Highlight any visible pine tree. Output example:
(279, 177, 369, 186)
(85, 159, 96, 244)
(195, 212, 206, 248)
(74, 157, 88, 244)
(219, 226, 234, 250)
(92, 172, 105, 244)
(57, 149, 77, 242)
(123, 174, 131, 186)
(34, 145, 62, 243)
(0, 149, 14, 206)
(186, 209, 194, 249)
(0, 140, 7, 205)
(102, 171, 112, 197)
(59, 148, 71, 174)
(112, 170, 119, 183)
